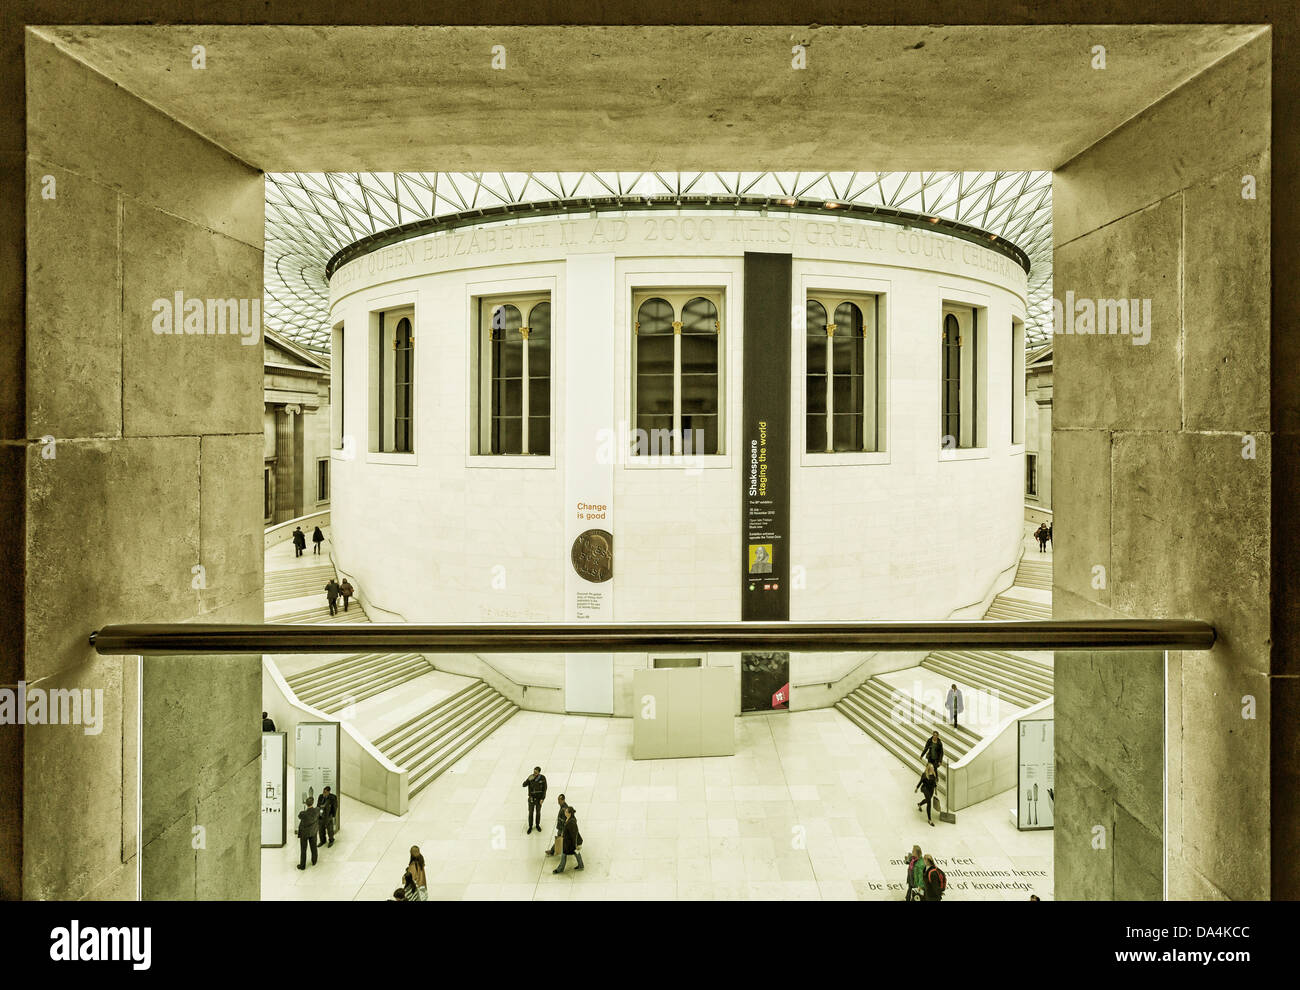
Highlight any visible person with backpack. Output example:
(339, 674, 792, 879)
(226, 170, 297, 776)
(915, 763, 939, 826)
(922, 854, 946, 901)
(339, 578, 354, 612)
(910, 846, 928, 901)
(292, 526, 306, 558)
(904, 845, 923, 901)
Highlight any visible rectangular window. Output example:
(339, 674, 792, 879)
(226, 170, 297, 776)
(632, 289, 723, 456)
(472, 292, 552, 455)
(940, 304, 986, 449)
(805, 291, 883, 453)
(331, 320, 344, 449)
(369, 306, 415, 454)
(652, 656, 703, 668)
(1011, 318, 1026, 444)
(263, 466, 273, 521)
(317, 458, 329, 502)
(1026, 452, 1038, 497)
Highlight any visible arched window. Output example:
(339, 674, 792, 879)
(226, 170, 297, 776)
(478, 297, 551, 455)
(393, 317, 413, 453)
(633, 292, 722, 456)
(805, 294, 881, 453)
(941, 312, 962, 447)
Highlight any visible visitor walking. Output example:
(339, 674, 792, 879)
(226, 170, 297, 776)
(1034, 523, 1047, 552)
(545, 793, 569, 857)
(1045, 523, 1053, 550)
(404, 846, 428, 901)
(910, 845, 928, 900)
(905, 844, 923, 902)
(552, 805, 584, 873)
(293, 526, 306, 558)
(339, 578, 354, 612)
(296, 796, 320, 870)
(945, 683, 964, 728)
(915, 764, 939, 826)
(920, 731, 944, 771)
(316, 785, 338, 847)
(312, 525, 325, 555)
(324, 578, 340, 616)
(922, 854, 946, 901)
(523, 766, 548, 833)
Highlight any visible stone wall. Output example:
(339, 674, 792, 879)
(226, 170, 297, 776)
(1052, 35, 1273, 900)
(18, 34, 264, 899)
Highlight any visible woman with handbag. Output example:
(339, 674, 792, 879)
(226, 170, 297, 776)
(915, 763, 939, 827)
(405, 845, 429, 900)
(552, 806, 584, 873)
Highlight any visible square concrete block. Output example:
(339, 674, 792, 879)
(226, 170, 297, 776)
(26, 159, 121, 438)
(121, 202, 263, 437)
(25, 437, 200, 683)
(1179, 654, 1269, 900)
(195, 757, 260, 900)
(1053, 740, 1116, 901)
(1053, 196, 1182, 432)
(1112, 801, 1163, 900)
(142, 654, 260, 849)
(1111, 432, 1270, 674)
(1052, 429, 1110, 610)
(20, 656, 125, 900)
(1052, 33, 1270, 244)
(1057, 649, 1163, 832)
(26, 34, 264, 249)
(199, 433, 264, 617)
(141, 808, 198, 900)
(1183, 154, 1271, 433)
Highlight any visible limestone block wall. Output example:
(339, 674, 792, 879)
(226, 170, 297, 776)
(15, 34, 264, 900)
(1052, 34, 1274, 900)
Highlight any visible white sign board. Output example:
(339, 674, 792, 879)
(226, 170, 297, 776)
(295, 722, 341, 831)
(261, 731, 286, 847)
(1017, 717, 1054, 831)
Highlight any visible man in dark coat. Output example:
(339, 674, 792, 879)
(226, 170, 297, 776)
(339, 579, 354, 612)
(551, 805, 584, 873)
(523, 766, 548, 833)
(325, 579, 340, 616)
(262, 711, 276, 732)
(297, 796, 320, 870)
(545, 793, 569, 857)
(293, 526, 306, 557)
(316, 785, 338, 847)
(920, 731, 944, 770)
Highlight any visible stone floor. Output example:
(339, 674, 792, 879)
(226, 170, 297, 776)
(262, 705, 1052, 901)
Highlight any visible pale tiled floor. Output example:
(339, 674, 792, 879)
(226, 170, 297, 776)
(263, 707, 1052, 901)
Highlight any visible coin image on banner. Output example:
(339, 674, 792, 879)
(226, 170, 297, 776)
(571, 529, 614, 583)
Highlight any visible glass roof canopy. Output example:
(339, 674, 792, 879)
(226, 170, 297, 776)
(265, 171, 1052, 353)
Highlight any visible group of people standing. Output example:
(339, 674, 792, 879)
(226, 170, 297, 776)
(294, 786, 340, 870)
(1033, 522, 1053, 552)
(904, 844, 947, 901)
(292, 525, 325, 557)
(525, 767, 584, 873)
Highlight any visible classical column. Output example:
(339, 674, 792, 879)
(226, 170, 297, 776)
(274, 404, 299, 522)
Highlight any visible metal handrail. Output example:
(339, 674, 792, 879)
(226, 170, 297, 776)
(89, 619, 1215, 655)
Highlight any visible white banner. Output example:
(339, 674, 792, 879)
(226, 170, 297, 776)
(1017, 717, 1054, 830)
(294, 722, 340, 831)
(563, 254, 615, 713)
(261, 731, 286, 847)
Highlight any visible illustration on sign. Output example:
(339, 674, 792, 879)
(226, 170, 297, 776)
(570, 528, 614, 583)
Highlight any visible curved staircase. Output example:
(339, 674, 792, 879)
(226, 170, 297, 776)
(836, 537, 1054, 800)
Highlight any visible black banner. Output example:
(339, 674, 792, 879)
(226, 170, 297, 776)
(741, 252, 792, 621)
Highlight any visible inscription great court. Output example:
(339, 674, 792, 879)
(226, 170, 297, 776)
(330, 215, 1024, 298)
